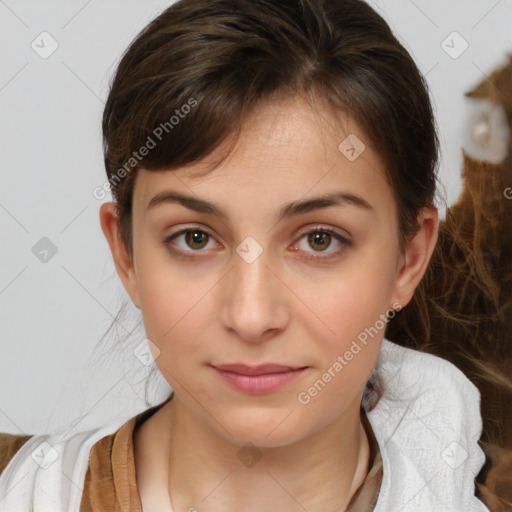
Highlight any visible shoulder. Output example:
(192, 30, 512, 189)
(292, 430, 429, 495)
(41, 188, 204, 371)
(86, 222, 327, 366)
(0, 421, 129, 511)
(371, 339, 483, 436)
(0, 432, 34, 477)
(375, 338, 483, 421)
(0, 399, 172, 511)
(368, 339, 490, 512)
(83, 398, 173, 510)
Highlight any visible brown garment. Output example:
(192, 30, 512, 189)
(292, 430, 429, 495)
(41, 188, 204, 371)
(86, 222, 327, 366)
(0, 398, 382, 511)
(0, 432, 33, 476)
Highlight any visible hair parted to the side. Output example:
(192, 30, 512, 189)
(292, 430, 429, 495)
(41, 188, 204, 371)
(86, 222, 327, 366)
(100, 0, 509, 509)
(102, 0, 438, 259)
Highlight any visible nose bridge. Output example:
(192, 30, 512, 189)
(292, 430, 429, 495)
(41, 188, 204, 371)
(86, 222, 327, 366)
(221, 237, 288, 341)
(234, 242, 273, 299)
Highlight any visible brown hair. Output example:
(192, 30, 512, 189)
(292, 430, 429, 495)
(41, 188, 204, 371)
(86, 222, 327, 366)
(102, 0, 437, 258)
(100, 0, 509, 509)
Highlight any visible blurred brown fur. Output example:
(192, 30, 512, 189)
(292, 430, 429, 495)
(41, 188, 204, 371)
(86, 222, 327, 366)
(387, 54, 512, 510)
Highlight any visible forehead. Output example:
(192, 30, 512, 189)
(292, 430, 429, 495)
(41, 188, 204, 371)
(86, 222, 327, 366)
(133, 96, 395, 221)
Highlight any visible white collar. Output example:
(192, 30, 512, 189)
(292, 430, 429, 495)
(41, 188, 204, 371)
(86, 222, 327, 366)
(368, 339, 489, 511)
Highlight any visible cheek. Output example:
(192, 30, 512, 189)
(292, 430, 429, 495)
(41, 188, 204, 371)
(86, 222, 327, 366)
(134, 248, 203, 357)
(298, 242, 397, 391)
(295, 284, 384, 420)
(140, 287, 207, 392)
(311, 251, 397, 344)
(139, 275, 206, 349)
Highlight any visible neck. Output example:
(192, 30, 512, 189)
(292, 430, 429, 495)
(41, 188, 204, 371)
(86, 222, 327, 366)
(166, 395, 370, 512)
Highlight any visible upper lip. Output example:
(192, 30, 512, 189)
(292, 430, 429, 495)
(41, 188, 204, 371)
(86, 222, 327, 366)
(212, 363, 307, 375)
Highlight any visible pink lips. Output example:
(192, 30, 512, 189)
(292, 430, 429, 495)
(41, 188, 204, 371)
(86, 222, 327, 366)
(211, 363, 309, 393)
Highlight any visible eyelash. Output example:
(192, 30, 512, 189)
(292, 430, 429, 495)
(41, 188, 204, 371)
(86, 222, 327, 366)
(162, 224, 352, 262)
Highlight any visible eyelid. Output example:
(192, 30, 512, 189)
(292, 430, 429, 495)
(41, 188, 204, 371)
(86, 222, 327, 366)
(296, 224, 351, 241)
(165, 224, 217, 245)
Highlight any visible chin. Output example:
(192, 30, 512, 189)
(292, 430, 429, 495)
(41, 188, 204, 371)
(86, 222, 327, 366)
(212, 408, 309, 449)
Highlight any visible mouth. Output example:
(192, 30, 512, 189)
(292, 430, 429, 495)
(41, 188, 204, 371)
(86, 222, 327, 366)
(210, 363, 310, 394)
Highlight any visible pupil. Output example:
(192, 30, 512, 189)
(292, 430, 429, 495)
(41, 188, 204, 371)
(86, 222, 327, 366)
(187, 230, 207, 249)
(309, 231, 330, 251)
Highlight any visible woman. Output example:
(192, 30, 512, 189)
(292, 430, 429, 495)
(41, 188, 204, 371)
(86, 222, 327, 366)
(0, 0, 502, 510)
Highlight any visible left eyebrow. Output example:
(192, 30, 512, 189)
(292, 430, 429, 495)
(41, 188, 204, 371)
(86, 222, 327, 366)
(146, 190, 374, 223)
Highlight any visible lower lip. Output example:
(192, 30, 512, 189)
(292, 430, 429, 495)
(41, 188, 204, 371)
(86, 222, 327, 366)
(212, 367, 309, 394)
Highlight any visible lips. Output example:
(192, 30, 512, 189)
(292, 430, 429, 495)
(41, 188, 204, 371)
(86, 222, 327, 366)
(211, 364, 309, 394)
(212, 363, 307, 376)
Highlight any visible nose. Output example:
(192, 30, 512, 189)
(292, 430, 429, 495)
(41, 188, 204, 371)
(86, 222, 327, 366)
(220, 249, 290, 343)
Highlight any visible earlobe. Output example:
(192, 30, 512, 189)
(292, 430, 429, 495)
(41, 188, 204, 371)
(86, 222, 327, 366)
(391, 207, 439, 309)
(99, 202, 141, 309)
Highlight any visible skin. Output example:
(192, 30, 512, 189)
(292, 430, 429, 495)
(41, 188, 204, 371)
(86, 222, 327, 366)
(100, 95, 438, 511)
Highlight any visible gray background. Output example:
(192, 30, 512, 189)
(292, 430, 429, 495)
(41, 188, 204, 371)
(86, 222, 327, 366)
(1, 0, 511, 435)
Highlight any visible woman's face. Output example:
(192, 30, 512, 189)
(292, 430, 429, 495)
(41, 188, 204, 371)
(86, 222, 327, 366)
(107, 96, 430, 447)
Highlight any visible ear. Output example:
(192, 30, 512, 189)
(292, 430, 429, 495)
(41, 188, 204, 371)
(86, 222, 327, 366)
(99, 202, 141, 308)
(390, 206, 439, 309)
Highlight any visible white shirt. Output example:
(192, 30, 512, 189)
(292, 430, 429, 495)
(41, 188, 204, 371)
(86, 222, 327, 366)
(0, 338, 490, 511)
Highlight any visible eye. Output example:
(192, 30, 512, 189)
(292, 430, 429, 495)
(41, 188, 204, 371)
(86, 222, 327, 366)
(163, 226, 218, 257)
(292, 226, 352, 261)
